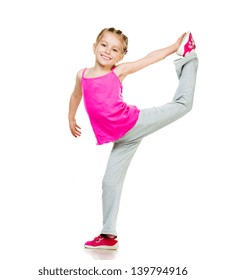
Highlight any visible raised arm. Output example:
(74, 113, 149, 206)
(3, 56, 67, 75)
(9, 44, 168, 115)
(115, 33, 186, 80)
(68, 70, 83, 137)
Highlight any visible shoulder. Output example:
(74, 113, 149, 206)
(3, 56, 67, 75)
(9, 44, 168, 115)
(76, 68, 84, 81)
(113, 64, 125, 81)
(113, 63, 131, 81)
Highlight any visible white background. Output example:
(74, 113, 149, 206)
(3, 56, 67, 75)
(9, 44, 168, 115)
(0, 0, 225, 279)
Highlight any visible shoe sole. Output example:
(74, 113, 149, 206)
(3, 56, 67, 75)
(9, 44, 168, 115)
(176, 31, 191, 56)
(84, 244, 119, 250)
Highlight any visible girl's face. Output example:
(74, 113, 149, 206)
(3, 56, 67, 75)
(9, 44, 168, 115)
(93, 32, 124, 68)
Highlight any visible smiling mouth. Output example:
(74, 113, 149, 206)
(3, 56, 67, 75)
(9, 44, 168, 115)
(101, 54, 111, 60)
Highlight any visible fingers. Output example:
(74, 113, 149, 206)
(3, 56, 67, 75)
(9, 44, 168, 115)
(73, 124, 82, 137)
(75, 123, 81, 130)
(175, 33, 186, 50)
(69, 121, 82, 138)
(179, 33, 186, 42)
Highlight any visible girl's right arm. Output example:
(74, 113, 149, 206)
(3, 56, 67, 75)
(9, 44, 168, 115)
(68, 70, 83, 138)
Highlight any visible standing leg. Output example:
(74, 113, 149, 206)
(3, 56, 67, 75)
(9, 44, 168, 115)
(101, 138, 142, 236)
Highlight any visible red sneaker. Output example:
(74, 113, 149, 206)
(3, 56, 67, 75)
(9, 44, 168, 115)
(84, 235, 118, 250)
(177, 32, 196, 57)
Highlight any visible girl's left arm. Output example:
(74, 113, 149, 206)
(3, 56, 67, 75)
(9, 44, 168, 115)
(115, 33, 185, 80)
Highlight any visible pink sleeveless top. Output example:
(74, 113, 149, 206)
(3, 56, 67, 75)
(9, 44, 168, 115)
(81, 68, 140, 145)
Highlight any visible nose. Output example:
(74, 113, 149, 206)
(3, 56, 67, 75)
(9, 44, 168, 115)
(105, 47, 110, 54)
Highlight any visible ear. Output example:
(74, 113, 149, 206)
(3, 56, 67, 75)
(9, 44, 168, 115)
(93, 43, 96, 54)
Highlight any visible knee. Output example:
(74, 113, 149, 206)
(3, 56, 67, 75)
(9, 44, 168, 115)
(177, 102, 193, 118)
(175, 96, 194, 115)
(183, 101, 193, 114)
(102, 175, 115, 190)
(102, 171, 123, 191)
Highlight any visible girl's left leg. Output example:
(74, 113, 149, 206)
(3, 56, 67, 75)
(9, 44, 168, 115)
(101, 52, 198, 236)
(125, 52, 199, 141)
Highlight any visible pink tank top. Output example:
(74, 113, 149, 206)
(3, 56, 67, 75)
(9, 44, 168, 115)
(81, 68, 140, 145)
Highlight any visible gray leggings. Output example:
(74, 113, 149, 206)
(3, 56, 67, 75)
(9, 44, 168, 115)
(101, 52, 199, 236)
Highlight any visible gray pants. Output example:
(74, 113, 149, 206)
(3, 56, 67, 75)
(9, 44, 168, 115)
(101, 52, 199, 236)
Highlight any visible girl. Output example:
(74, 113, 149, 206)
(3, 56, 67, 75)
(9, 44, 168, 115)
(68, 28, 198, 249)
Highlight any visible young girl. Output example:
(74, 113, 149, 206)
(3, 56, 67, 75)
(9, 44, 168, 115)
(68, 27, 198, 249)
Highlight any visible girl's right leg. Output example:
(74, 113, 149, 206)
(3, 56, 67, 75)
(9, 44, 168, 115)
(101, 138, 142, 236)
(84, 138, 141, 250)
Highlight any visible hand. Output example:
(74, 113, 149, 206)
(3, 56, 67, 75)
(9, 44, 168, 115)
(69, 119, 81, 138)
(175, 32, 186, 51)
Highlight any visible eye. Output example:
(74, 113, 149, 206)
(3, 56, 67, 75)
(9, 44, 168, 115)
(113, 48, 118, 52)
(101, 43, 106, 47)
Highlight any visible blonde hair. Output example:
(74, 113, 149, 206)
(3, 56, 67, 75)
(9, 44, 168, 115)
(95, 27, 128, 55)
